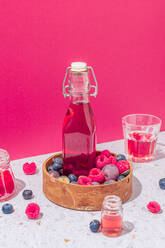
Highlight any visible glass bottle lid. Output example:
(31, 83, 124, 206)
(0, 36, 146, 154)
(71, 62, 87, 72)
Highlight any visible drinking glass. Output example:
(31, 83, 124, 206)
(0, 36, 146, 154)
(122, 114, 161, 162)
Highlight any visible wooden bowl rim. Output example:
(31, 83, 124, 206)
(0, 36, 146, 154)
(42, 152, 133, 189)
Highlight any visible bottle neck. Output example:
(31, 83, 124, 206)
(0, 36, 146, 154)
(70, 93, 89, 104)
(102, 195, 122, 212)
(69, 70, 90, 96)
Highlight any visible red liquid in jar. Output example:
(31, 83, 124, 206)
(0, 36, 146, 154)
(0, 169, 15, 200)
(127, 132, 156, 160)
(101, 215, 122, 237)
(62, 102, 96, 177)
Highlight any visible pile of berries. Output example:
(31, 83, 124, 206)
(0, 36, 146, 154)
(47, 150, 130, 185)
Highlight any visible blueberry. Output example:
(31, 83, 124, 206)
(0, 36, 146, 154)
(159, 178, 165, 190)
(68, 174, 77, 182)
(117, 175, 125, 181)
(47, 165, 53, 172)
(52, 157, 63, 165)
(104, 181, 110, 185)
(121, 170, 130, 177)
(71, 181, 78, 184)
(116, 154, 127, 162)
(52, 163, 63, 171)
(92, 182, 100, 185)
(2, 203, 14, 214)
(22, 190, 33, 200)
(59, 168, 63, 175)
(89, 219, 100, 233)
(104, 179, 116, 184)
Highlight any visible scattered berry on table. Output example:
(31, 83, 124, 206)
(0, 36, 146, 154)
(89, 219, 100, 233)
(100, 150, 111, 158)
(52, 163, 63, 171)
(116, 154, 127, 162)
(22, 190, 33, 200)
(89, 168, 105, 183)
(2, 203, 14, 214)
(121, 169, 130, 177)
(104, 179, 116, 184)
(116, 160, 130, 174)
(78, 176, 92, 185)
(23, 162, 37, 175)
(58, 176, 70, 183)
(92, 182, 100, 185)
(147, 201, 161, 214)
(159, 178, 165, 190)
(102, 164, 119, 180)
(52, 157, 63, 165)
(96, 154, 110, 169)
(25, 203, 40, 219)
(47, 165, 53, 172)
(48, 170, 60, 178)
(68, 174, 77, 183)
(117, 175, 125, 181)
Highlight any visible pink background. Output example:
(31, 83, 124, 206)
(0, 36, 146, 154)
(0, 0, 165, 160)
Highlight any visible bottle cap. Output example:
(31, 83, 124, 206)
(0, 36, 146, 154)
(71, 62, 87, 72)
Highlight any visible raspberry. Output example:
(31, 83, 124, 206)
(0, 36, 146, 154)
(100, 150, 111, 158)
(108, 155, 117, 165)
(78, 176, 92, 185)
(25, 203, 40, 219)
(89, 168, 105, 183)
(116, 160, 130, 174)
(96, 155, 109, 169)
(147, 201, 161, 213)
(23, 162, 37, 175)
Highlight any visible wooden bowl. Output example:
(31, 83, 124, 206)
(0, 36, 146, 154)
(42, 152, 133, 211)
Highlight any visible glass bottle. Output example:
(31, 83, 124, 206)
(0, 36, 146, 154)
(0, 149, 15, 201)
(62, 62, 98, 177)
(101, 195, 123, 237)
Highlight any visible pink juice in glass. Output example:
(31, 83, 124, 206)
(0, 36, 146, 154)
(101, 215, 122, 237)
(62, 102, 96, 177)
(127, 131, 157, 161)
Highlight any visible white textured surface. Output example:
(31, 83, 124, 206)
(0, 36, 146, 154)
(1, 132, 165, 248)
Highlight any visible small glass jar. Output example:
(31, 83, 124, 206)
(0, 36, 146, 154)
(0, 149, 15, 201)
(101, 195, 123, 237)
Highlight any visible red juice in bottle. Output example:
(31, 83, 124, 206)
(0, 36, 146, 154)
(101, 215, 122, 237)
(101, 195, 123, 237)
(62, 62, 97, 176)
(127, 131, 156, 161)
(63, 102, 96, 176)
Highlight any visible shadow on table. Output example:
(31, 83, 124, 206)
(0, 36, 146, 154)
(154, 147, 165, 161)
(127, 176, 142, 203)
(106, 221, 134, 238)
(121, 221, 134, 236)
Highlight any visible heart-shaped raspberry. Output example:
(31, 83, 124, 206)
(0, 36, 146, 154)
(23, 162, 37, 175)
